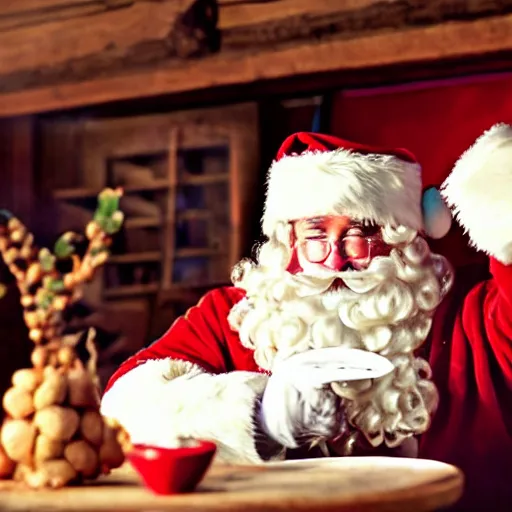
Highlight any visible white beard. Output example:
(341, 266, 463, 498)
(228, 233, 454, 449)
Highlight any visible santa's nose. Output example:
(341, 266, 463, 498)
(323, 246, 345, 271)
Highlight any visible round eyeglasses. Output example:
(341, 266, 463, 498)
(292, 218, 390, 270)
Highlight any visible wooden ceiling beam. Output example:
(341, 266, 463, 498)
(0, 6, 512, 116)
(0, 0, 220, 96)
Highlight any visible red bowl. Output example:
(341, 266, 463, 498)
(127, 440, 217, 495)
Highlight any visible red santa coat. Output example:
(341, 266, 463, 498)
(102, 258, 512, 509)
(101, 287, 269, 464)
(418, 259, 512, 511)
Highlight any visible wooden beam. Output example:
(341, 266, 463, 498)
(0, 0, 219, 95)
(0, 1, 139, 31)
(0, 0, 510, 95)
(219, 0, 358, 28)
(217, 0, 512, 56)
(1, 12, 512, 116)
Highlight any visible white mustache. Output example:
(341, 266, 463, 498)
(289, 257, 397, 296)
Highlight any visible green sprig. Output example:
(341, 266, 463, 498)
(38, 248, 56, 272)
(54, 236, 75, 259)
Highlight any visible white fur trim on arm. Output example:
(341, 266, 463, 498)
(441, 123, 512, 264)
(100, 359, 270, 464)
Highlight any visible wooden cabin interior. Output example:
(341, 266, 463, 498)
(1, 0, 512, 395)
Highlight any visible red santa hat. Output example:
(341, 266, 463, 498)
(262, 132, 451, 239)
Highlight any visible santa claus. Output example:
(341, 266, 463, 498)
(101, 125, 512, 510)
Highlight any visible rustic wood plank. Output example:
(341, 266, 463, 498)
(0, 1, 191, 75)
(0, 5, 105, 32)
(0, 0, 508, 105)
(162, 128, 179, 289)
(0, 12, 511, 117)
(0, 0, 218, 92)
(0, 0, 95, 16)
(219, 0, 512, 50)
(0, 0, 509, 95)
(0, 1, 140, 31)
(219, 0, 368, 29)
(0, 2, 182, 76)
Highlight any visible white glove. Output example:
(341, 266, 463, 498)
(257, 347, 394, 450)
(258, 370, 344, 450)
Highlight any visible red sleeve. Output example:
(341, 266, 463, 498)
(488, 257, 512, 329)
(419, 259, 512, 511)
(100, 286, 268, 464)
(104, 286, 254, 393)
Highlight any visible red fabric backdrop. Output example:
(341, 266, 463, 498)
(330, 72, 512, 269)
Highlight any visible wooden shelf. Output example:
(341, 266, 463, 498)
(41, 104, 259, 310)
(122, 210, 212, 230)
(125, 180, 171, 193)
(109, 248, 222, 264)
(53, 174, 229, 200)
(124, 217, 162, 229)
(157, 283, 226, 304)
(53, 187, 98, 200)
(53, 179, 171, 199)
(175, 247, 224, 258)
(177, 209, 211, 221)
(181, 173, 229, 186)
(108, 251, 161, 264)
(104, 279, 229, 301)
(104, 283, 160, 299)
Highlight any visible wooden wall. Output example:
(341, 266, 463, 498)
(0, 117, 34, 223)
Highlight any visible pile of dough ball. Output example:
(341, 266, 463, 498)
(0, 362, 125, 489)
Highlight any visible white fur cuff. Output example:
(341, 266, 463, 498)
(441, 123, 512, 264)
(100, 359, 269, 464)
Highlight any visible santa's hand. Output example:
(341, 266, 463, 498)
(258, 371, 344, 450)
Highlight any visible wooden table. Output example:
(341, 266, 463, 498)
(0, 457, 463, 512)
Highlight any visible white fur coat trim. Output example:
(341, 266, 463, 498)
(100, 358, 270, 464)
(441, 123, 512, 264)
(262, 149, 423, 236)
